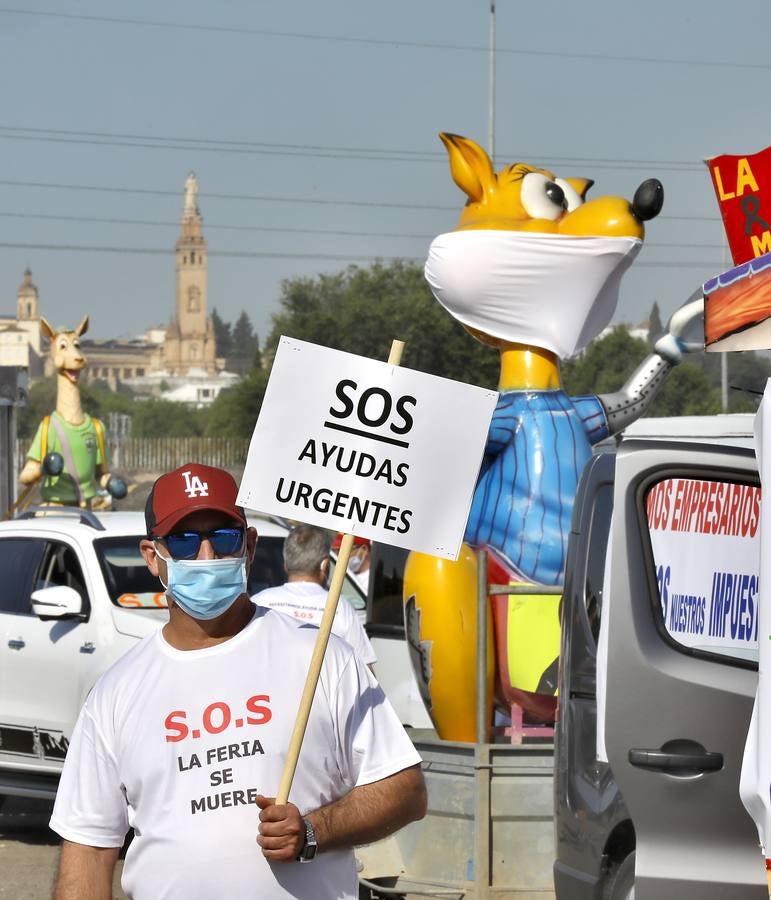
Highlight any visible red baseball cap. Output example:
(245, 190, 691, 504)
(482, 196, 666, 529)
(331, 532, 370, 552)
(145, 463, 246, 537)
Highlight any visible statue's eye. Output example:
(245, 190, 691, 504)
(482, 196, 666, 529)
(58, 340, 68, 350)
(521, 173, 565, 220)
(554, 178, 583, 213)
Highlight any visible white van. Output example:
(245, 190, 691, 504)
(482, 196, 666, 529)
(554, 416, 767, 898)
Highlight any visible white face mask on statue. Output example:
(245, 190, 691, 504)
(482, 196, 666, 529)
(424, 230, 642, 359)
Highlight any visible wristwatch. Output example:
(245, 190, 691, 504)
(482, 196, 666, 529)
(297, 817, 318, 862)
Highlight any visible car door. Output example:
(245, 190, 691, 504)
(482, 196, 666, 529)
(554, 451, 630, 898)
(605, 439, 766, 898)
(0, 534, 95, 769)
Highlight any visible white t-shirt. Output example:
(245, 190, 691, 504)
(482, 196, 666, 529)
(255, 582, 376, 665)
(50, 606, 420, 900)
(350, 568, 370, 597)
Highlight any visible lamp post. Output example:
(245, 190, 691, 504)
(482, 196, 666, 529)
(488, 1, 496, 164)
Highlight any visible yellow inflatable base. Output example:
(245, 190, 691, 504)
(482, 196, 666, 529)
(404, 546, 493, 743)
(404, 546, 562, 741)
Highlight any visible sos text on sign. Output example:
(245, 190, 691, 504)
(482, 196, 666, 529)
(276, 378, 416, 534)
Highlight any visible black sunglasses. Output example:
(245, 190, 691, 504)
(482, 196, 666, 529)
(161, 528, 245, 560)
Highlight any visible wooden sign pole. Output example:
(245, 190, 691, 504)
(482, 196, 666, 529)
(275, 339, 405, 805)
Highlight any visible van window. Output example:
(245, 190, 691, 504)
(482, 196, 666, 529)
(369, 544, 409, 629)
(95, 536, 169, 608)
(0, 538, 45, 615)
(645, 476, 760, 664)
(584, 483, 613, 643)
(36, 542, 89, 614)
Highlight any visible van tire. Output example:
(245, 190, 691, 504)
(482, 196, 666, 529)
(607, 851, 635, 900)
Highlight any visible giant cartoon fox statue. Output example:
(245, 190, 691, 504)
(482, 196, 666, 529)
(405, 133, 703, 742)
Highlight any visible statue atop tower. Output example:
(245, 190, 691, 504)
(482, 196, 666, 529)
(184, 171, 199, 218)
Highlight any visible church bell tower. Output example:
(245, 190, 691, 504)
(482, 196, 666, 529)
(163, 173, 217, 375)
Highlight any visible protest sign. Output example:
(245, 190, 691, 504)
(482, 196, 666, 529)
(237, 336, 498, 560)
(706, 146, 771, 266)
(239, 336, 496, 804)
(704, 146, 771, 352)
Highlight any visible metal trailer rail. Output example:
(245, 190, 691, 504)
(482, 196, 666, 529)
(358, 551, 560, 899)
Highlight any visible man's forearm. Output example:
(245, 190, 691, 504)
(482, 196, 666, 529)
(308, 763, 427, 853)
(53, 840, 120, 900)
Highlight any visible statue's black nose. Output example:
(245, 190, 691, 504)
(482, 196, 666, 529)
(632, 179, 664, 221)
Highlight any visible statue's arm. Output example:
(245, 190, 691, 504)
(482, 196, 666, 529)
(598, 297, 704, 437)
(20, 421, 46, 485)
(19, 459, 42, 485)
(598, 354, 673, 436)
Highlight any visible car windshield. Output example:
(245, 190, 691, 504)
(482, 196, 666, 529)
(93, 533, 365, 615)
(95, 536, 168, 609)
(94, 533, 292, 609)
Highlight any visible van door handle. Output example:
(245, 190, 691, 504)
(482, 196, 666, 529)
(7, 639, 25, 650)
(629, 747, 723, 774)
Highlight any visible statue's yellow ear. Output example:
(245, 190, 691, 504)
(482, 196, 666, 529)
(565, 177, 594, 200)
(439, 133, 495, 203)
(75, 315, 89, 337)
(39, 316, 56, 342)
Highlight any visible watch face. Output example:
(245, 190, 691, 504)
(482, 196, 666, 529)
(299, 819, 317, 862)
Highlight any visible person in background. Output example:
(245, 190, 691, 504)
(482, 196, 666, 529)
(333, 533, 372, 597)
(255, 524, 376, 667)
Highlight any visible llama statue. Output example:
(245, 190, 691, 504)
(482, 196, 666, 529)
(19, 315, 126, 509)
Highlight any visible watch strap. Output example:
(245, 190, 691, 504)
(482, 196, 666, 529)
(297, 817, 317, 862)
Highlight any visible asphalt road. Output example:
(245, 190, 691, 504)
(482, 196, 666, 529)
(0, 797, 128, 899)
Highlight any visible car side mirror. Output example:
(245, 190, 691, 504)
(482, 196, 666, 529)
(31, 585, 83, 620)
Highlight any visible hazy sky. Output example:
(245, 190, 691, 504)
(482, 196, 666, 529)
(1, 1, 769, 349)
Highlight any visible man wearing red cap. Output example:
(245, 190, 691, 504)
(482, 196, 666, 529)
(50, 463, 426, 900)
(348, 536, 372, 595)
(331, 532, 372, 596)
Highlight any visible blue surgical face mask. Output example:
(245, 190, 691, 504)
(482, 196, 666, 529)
(155, 545, 247, 621)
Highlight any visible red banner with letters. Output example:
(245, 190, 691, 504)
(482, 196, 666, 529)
(706, 146, 771, 265)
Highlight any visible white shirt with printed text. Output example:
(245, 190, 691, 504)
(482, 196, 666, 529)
(255, 581, 376, 664)
(50, 606, 419, 900)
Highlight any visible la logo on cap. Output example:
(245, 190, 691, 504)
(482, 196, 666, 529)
(182, 470, 209, 498)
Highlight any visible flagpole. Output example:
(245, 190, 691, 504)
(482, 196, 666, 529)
(721, 235, 729, 412)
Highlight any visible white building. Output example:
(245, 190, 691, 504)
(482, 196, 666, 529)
(0, 269, 45, 375)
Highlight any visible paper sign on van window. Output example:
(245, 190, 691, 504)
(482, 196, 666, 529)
(645, 477, 760, 662)
(237, 336, 498, 560)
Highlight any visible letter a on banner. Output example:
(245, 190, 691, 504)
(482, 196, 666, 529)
(706, 146, 771, 266)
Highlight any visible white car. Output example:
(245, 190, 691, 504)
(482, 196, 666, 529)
(0, 507, 365, 800)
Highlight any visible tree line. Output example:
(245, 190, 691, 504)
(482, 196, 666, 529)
(17, 261, 770, 442)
